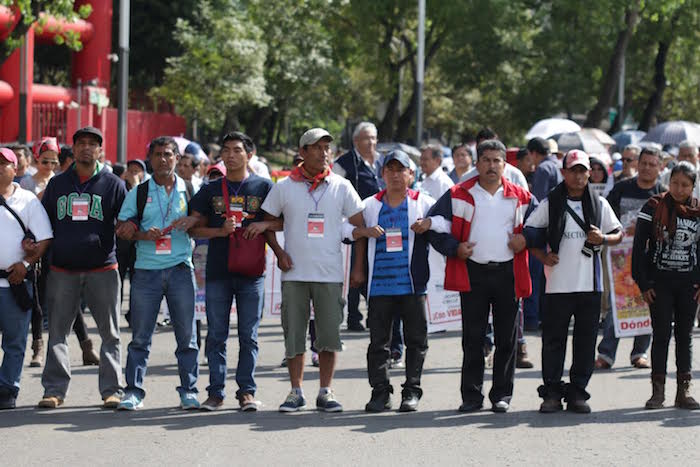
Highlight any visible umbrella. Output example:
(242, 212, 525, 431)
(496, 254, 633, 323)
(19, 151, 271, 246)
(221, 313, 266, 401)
(551, 131, 606, 154)
(376, 142, 421, 159)
(581, 128, 615, 146)
(611, 130, 646, 150)
(525, 118, 581, 140)
(172, 136, 191, 155)
(640, 121, 700, 146)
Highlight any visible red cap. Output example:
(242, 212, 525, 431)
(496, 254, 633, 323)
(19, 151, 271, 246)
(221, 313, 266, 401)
(207, 161, 227, 177)
(0, 147, 18, 167)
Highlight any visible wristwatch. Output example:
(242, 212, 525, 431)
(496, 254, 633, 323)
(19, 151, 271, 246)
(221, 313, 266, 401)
(22, 260, 30, 269)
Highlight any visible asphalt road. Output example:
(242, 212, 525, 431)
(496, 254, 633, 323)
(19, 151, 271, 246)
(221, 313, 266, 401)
(2, 310, 699, 466)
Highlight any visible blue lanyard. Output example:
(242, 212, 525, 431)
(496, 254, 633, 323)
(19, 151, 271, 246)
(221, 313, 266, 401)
(154, 179, 177, 227)
(308, 182, 329, 212)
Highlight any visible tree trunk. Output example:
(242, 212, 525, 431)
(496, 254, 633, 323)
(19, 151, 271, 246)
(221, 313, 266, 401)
(583, 3, 640, 128)
(265, 110, 278, 149)
(395, 78, 418, 142)
(378, 91, 399, 141)
(638, 41, 671, 132)
(219, 108, 240, 140)
(246, 107, 272, 145)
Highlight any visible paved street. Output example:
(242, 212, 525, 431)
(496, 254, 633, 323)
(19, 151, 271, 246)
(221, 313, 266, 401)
(2, 310, 699, 466)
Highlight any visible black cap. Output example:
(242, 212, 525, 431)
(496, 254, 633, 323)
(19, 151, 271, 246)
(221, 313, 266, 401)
(383, 150, 412, 169)
(73, 126, 103, 146)
(526, 137, 549, 155)
(126, 159, 147, 172)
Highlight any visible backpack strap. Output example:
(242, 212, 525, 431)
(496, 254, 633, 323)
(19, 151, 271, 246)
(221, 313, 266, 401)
(135, 180, 150, 226)
(0, 194, 28, 235)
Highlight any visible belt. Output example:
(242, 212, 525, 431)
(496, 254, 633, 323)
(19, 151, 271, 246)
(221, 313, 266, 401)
(0, 270, 9, 279)
(468, 260, 513, 270)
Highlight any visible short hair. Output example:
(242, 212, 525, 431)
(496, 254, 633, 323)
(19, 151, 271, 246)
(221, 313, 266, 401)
(352, 122, 377, 140)
(679, 140, 699, 155)
(623, 144, 641, 156)
(526, 137, 549, 156)
(451, 143, 470, 156)
(421, 143, 442, 160)
(476, 139, 507, 160)
(5, 143, 30, 160)
(516, 148, 529, 160)
(639, 147, 662, 165)
(222, 131, 254, 154)
(671, 161, 697, 186)
(179, 152, 199, 169)
(59, 146, 73, 164)
(476, 127, 497, 144)
(148, 136, 180, 157)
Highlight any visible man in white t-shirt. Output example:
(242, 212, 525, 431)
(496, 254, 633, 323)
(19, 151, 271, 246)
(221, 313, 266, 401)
(419, 144, 454, 199)
(0, 148, 53, 410)
(524, 150, 622, 414)
(262, 128, 365, 413)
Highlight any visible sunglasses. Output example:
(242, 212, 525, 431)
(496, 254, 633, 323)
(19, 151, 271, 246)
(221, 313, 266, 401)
(41, 160, 59, 166)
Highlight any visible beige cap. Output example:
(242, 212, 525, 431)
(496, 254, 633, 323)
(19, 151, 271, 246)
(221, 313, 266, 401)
(299, 128, 333, 148)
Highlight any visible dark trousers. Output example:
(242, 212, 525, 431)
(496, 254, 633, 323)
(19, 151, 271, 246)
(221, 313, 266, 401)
(541, 292, 601, 401)
(367, 295, 428, 397)
(460, 260, 518, 405)
(649, 280, 696, 375)
(347, 243, 368, 325)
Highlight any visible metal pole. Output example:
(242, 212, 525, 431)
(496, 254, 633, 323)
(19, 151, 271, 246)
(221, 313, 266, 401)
(18, 36, 27, 143)
(618, 52, 625, 129)
(415, 0, 425, 146)
(77, 78, 82, 128)
(117, 0, 130, 164)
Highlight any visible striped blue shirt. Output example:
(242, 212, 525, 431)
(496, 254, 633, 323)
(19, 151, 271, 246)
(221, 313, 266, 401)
(370, 198, 412, 296)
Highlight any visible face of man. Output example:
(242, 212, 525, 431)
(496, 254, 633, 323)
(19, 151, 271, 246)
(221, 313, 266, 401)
(126, 163, 145, 183)
(300, 138, 332, 174)
(382, 159, 412, 192)
(176, 155, 197, 180)
(353, 129, 377, 161)
(73, 135, 102, 166)
(563, 165, 590, 193)
(476, 149, 505, 184)
(677, 147, 699, 166)
(452, 146, 472, 171)
(637, 153, 661, 184)
(14, 151, 27, 176)
(220, 140, 249, 174)
(149, 143, 178, 179)
(621, 148, 639, 175)
(0, 155, 17, 185)
(517, 153, 536, 176)
(419, 150, 441, 176)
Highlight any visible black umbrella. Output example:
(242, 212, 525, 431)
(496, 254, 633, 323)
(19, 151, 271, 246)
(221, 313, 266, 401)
(640, 121, 700, 146)
(551, 131, 606, 154)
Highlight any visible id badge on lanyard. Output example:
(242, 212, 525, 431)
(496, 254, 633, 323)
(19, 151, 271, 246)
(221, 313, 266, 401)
(307, 213, 325, 238)
(71, 198, 89, 221)
(385, 228, 403, 252)
(230, 202, 244, 227)
(155, 235, 172, 255)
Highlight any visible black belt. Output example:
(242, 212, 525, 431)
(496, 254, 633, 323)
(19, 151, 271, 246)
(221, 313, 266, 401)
(468, 260, 513, 270)
(0, 270, 9, 279)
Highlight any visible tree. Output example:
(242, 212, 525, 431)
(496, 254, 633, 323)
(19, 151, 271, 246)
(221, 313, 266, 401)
(0, 0, 92, 64)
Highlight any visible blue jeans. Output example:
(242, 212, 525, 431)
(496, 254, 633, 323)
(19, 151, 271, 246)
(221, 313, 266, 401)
(205, 276, 264, 400)
(0, 284, 32, 398)
(597, 311, 651, 365)
(390, 312, 404, 357)
(125, 265, 198, 398)
(523, 256, 543, 328)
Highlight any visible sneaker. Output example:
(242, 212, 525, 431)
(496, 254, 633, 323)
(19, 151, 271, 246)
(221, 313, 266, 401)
(346, 322, 365, 332)
(631, 356, 651, 369)
(117, 393, 144, 411)
(399, 394, 419, 412)
(0, 393, 16, 410)
(201, 396, 224, 412)
(37, 395, 64, 409)
(492, 400, 509, 413)
(365, 388, 392, 412)
(311, 351, 320, 367)
(179, 392, 200, 410)
(239, 393, 260, 412)
(594, 357, 611, 370)
(485, 349, 494, 369)
(279, 391, 307, 412)
(316, 389, 343, 412)
(458, 400, 483, 412)
(539, 398, 563, 413)
(103, 393, 122, 409)
(390, 356, 405, 369)
(567, 399, 591, 414)
(280, 357, 288, 368)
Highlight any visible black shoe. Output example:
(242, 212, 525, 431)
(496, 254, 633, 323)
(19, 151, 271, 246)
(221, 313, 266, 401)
(346, 322, 366, 332)
(458, 400, 483, 412)
(539, 398, 563, 413)
(491, 400, 509, 413)
(567, 399, 591, 414)
(399, 394, 419, 412)
(0, 393, 17, 410)
(365, 388, 392, 412)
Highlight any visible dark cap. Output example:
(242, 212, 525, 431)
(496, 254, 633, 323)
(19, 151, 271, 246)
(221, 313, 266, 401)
(383, 150, 412, 169)
(126, 159, 147, 172)
(73, 126, 103, 146)
(526, 137, 549, 155)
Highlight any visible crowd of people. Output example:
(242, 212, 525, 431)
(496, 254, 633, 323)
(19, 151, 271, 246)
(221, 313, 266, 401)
(0, 122, 698, 415)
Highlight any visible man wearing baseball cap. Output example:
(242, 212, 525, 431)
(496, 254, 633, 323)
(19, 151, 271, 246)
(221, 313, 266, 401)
(38, 127, 127, 409)
(524, 149, 623, 414)
(348, 150, 450, 412)
(0, 148, 53, 409)
(262, 128, 366, 412)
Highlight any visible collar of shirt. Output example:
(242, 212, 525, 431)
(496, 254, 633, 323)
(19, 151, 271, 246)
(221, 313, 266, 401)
(427, 168, 445, 181)
(471, 182, 504, 199)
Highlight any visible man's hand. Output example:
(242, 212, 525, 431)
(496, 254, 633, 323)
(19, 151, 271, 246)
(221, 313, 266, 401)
(243, 221, 268, 240)
(7, 262, 27, 285)
(142, 227, 163, 241)
(276, 250, 294, 272)
(116, 222, 137, 240)
(456, 242, 475, 260)
(508, 233, 527, 253)
(220, 216, 236, 236)
(350, 267, 366, 288)
(22, 238, 40, 255)
(354, 226, 384, 239)
(542, 252, 559, 267)
(586, 226, 605, 245)
(170, 215, 199, 232)
(643, 288, 656, 305)
(411, 218, 432, 234)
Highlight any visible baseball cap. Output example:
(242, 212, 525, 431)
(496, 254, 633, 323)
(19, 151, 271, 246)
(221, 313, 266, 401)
(0, 147, 18, 167)
(299, 128, 333, 148)
(73, 126, 103, 145)
(564, 149, 591, 170)
(383, 150, 412, 169)
(127, 159, 147, 172)
(207, 161, 227, 177)
(526, 137, 549, 155)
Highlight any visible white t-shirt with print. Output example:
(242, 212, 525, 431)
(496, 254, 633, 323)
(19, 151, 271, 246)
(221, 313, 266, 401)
(0, 183, 53, 287)
(261, 173, 364, 283)
(525, 196, 621, 294)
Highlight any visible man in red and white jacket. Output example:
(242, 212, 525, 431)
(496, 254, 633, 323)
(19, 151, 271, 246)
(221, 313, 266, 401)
(426, 139, 536, 413)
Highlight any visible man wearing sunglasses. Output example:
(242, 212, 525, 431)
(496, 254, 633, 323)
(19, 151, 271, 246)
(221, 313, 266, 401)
(613, 144, 640, 183)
